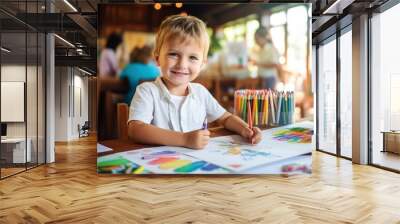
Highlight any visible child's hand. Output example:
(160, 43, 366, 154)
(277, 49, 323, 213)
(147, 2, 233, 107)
(183, 129, 210, 149)
(241, 127, 262, 144)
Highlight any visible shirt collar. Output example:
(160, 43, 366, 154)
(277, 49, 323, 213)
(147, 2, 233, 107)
(155, 77, 196, 101)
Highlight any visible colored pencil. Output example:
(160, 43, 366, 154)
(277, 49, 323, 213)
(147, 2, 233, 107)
(234, 89, 295, 127)
(202, 117, 208, 130)
(247, 100, 252, 129)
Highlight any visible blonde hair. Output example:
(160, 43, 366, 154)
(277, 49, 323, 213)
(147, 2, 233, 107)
(154, 14, 209, 59)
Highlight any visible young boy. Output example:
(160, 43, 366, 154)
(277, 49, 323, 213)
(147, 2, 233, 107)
(128, 14, 262, 149)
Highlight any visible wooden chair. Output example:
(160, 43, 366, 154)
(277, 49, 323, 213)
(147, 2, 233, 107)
(214, 77, 236, 109)
(114, 78, 157, 141)
(78, 121, 90, 138)
(97, 77, 128, 141)
(117, 103, 129, 140)
(193, 76, 214, 90)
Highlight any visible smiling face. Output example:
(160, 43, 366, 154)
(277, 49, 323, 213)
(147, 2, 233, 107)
(156, 36, 206, 91)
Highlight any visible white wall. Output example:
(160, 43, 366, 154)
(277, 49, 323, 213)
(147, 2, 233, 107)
(71, 73, 89, 138)
(55, 67, 69, 141)
(54, 67, 89, 141)
(1, 65, 35, 138)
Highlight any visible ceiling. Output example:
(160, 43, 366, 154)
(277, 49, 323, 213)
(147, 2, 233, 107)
(0, 0, 391, 74)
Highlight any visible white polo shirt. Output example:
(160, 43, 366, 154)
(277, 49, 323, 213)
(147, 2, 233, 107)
(128, 77, 226, 132)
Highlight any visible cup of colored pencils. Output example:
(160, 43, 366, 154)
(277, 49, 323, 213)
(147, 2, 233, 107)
(234, 89, 295, 127)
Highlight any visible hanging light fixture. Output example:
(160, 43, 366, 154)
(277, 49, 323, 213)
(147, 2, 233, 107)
(63, 0, 78, 12)
(175, 3, 183, 8)
(1, 47, 11, 53)
(54, 34, 75, 48)
(154, 3, 162, 10)
(78, 67, 93, 76)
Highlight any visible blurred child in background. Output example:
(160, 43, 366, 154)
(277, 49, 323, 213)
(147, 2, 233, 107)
(120, 45, 160, 105)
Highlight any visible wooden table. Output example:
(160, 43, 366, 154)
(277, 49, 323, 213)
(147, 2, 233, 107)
(97, 125, 312, 174)
(98, 127, 234, 157)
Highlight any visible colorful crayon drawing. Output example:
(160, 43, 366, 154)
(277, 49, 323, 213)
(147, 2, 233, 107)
(218, 146, 276, 161)
(239, 149, 274, 160)
(185, 135, 284, 172)
(159, 159, 191, 170)
(140, 150, 178, 160)
(201, 163, 220, 171)
(148, 157, 178, 165)
(229, 164, 242, 168)
(97, 156, 149, 174)
(212, 138, 257, 148)
(210, 137, 277, 162)
(186, 122, 313, 172)
(119, 148, 227, 174)
(272, 127, 313, 143)
(97, 122, 313, 174)
(174, 161, 208, 173)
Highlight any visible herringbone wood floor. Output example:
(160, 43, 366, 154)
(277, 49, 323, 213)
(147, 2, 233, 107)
(1, 135, 400, 224)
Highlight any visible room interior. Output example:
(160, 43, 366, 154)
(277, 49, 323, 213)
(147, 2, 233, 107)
(0, 0, 400, 222)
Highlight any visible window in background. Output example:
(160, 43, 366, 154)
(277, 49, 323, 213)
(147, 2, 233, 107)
(371, 3, 400, 171)
(270, 11, 286, 26)
(221, 6, 310, 74)
(222, 16, 258, 47)
(339, 28, 352, 158)
(1, 32, 28, 177)
(245, 20, 259, 50)
(269, 26, 285, 60)
(317, 36, 337, 154)
(0, 0, 47, 179)
(390, 75, 400, 130)
(312, 45, 317, 147)
(287, 5, 308, 76)
(269, 10, 286, 63)
(223, 24, 246, 42)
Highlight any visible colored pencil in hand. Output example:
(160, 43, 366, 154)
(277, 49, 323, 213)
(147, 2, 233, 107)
(247, 101, 254, 144)
(202, 117, 208, 130)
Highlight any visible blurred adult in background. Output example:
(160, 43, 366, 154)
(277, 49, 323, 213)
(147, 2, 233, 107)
(120, 45, 160, 105)
(250, 27, 282, 90)
(99, 32, 123, 78)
